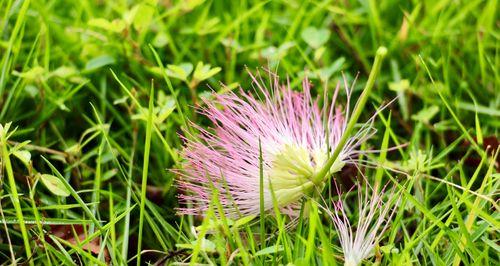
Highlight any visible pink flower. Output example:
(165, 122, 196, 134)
(328, 183, 398, 266)
(177, 70, 376, 218)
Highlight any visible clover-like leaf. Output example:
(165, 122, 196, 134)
(132, 1, 157, 31)
(193, 62, 221, 82)
(152, 32, 169, 47)
(301, 27, 330, 49)
(166, 63, 193, 81)
(39, 174, 70, 197)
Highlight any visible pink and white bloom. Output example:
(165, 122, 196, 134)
(177, 70, 376, 218)
(328, 184, 398, 266)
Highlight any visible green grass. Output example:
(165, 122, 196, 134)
(0, 0, 498, 265)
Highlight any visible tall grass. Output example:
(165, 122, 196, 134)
(0, 0, 498, 265)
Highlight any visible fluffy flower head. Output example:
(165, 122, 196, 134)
(329, 183, 398, 266)
(177, 70, 375, 217)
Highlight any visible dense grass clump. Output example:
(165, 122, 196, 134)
(0, 0, 498, 265)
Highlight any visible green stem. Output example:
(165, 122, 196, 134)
(312, 47, 387, 185)
(1, 131, 34, 265)
(136, 84, 155, 266)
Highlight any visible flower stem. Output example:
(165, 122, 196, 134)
(312, 47, 387, 185)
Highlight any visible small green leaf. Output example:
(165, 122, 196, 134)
(313, 46, 326, 61)
(0, 122, 13, 139)
(411, 105, 439, 123)
(156, 99, 176, 124)
(180, 17, 220, 35)
(176, 238, 216, 253)
(433, 119, 457, 131)
(123, 5, 140, 25)
(254, 245, 284, 256)
(405, 149, 429, 173)
(24, 85, 39, 98)
(152, 32, 169, 47)
(259, 42, 295, 61)
(101, 169, 118, 182)
(380, 244, 399, 254)
(316, 57, 345, 80)
(181, 0, 205, 11)
(133, 1, 157, 31)
(12, 140, 31, 150)
(39, 174, 71, 197)
(193, 62, 221, 81)
(52, 66, 78, 79)
(12, 150, 31, 165)
(88, 18, 125, 33)
(301, 27, 330, 49)
(13, 66, 46, 81)
(85, 55, 116, 72)
(165, 63, 193, 81)
(113, 96, 129, 105)
(389, 79, 410, 92)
